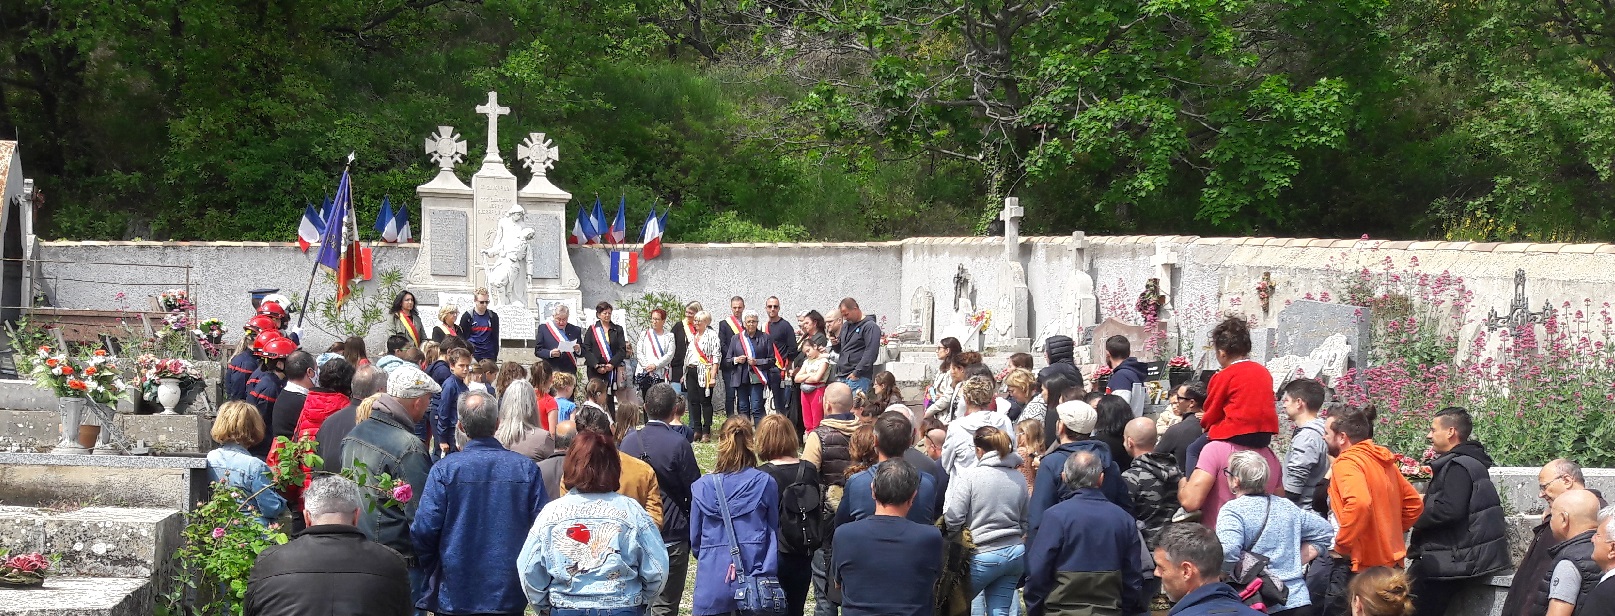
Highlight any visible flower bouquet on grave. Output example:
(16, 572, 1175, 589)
(1091, 365, 1113, 392)
(1168, 355, 1193, 389)
(965, 310, 993, 334)
(1395, 452, 1433, 491)
(157, 289, 195, 313)
(0, 550, 58, 588)
(1136, 279, 1165, 323)
(137, 354, 202, 386)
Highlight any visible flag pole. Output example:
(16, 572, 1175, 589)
(298, 153, 356, 328)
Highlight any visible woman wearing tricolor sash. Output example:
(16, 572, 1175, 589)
(581, 301, 629, 413)
(683, 311, 721, 442)
(725, 309, 775, 426)
(388, 291, 425, 349)
(635, 308, 676, 400)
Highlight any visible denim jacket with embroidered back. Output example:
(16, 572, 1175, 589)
(206, 443, 287, 527)
(516, 491, 670, 610)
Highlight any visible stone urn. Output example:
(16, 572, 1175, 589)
(156, 378, 183, 415)
(50, 396, 90, 454)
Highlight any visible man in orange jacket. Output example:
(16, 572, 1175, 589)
(1319, 404, 1423, 616)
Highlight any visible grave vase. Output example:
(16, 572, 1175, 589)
(50, 396, 90, 454)
(156, 378, 183, 415)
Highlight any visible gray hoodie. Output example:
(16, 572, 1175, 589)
(943, 451, 1029, 550)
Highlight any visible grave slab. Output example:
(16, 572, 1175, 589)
(0, 577, 150, 616)
(1089, 318, 1166, 364)
(0, 453, 207, 510)
(0, 410, 214, 453)
(0, 506, 182, 579)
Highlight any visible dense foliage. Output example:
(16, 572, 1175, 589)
(7, 0, 1615, 241)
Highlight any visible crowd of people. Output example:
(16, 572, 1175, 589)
(206, 289, 1615, 616)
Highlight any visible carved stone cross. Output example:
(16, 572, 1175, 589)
(476, 91, 511, 162)
(425, 126, 467, 171)
(1000, 197, 1023, 260)
(517, 132, 560, 176)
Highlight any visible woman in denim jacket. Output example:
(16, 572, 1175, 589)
(206, 401, 287, 528)
(518, 430, 669, 616)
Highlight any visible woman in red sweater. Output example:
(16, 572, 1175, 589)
(1201, 316, 1278, 447)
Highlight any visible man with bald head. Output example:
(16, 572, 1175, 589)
(1507, 459, 1609, 615)
(1537, 490, 1607, 616)
(1121, 415, 1180, 607)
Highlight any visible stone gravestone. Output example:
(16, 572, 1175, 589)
(909, 287, 934, 344)
(994, 198, 1031, 350)
(1275, 300, 1371, 371)
(1089, 317, 1166, 365)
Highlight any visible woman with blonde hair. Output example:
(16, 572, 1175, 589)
(690, 416, 781, 616)
(206, 401, 287, 527)
(682, 310, 721, 442)
(493, 379, 554, 462)
(944, 425, 1029, 616)
(1014, 418, 1044, 493)
(1348, 567, 1416, 616)
(431, 304, 460, 342)
(939, 375, 1016, 477)
(756, 414, 821, 616)
(1002, 368, 1037, 421)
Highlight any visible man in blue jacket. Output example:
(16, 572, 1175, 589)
(535, 304, 583, 376)
(1152, 523, 1262, 616)
(1103, 335, 1148, 402)
(432, 348, 472, 456)
(1028, 400, 1132, 545)
(1025, 451, 1144, 616)
(619, 383, 703, 616)
(836, 412, 939, 526)
(411, 391, 546, 616)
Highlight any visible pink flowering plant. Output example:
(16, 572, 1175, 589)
(1331, 256, 1615, 466)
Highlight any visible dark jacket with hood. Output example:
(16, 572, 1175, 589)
(1038, 336, 1083, 387)
(1105, 357, 1148, 397)
(1504, 489, 1608, 616)
(1408, 441, 1510, 580)
(1028, 440, 1132, 545)
(244, 524, 413, 616)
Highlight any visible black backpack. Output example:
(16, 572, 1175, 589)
(779, 463, 826, 553)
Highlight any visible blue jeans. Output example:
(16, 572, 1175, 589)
(553, 609, 645, 616)
(969, 544, 1025, 616)
(839, 375, 871, 398)
(408, 566, 429, 616)
(737, 383, 765, 424)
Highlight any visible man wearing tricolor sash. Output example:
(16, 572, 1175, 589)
(716, 296, 746, 418)
(536, 305, 583, 376)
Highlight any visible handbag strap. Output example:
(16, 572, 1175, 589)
(1243, 496, 1273, 554)
(714, 473, 751, 577)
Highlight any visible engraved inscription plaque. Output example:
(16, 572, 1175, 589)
(429, 209, 470, 277)
(529, 213, 562, 279)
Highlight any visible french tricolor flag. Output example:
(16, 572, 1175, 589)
(297, 203, 325, 253)
(640, 207, 665, 261)
(608, 196, 627, 244)
(610, 251, 639, 286)
(569, 203, 594, 245)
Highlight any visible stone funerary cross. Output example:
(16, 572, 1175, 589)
(1151, 242, 1179, 305)
(518, 132, 560, 177)
(1000, 197, 1023, 260)
(476, 91, 511, 163)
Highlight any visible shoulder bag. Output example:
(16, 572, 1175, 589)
(1229, 496, 1289, 612)
(716, 473, 788, 616)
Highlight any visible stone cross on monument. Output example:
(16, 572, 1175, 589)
(517, 133, 559, 177)
(475, 91, 511, 165)
(1000, 197, 1023, 259)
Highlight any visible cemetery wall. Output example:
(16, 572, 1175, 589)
(37, 237, 1615, 356)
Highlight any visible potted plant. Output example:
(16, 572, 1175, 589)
(31, 347, 129, 454)
(0, 550, 56, 588)
(137, 354, 202, 415)
(1167, 356, 1193, 390)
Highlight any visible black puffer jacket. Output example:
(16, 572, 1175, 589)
(1038, 335, 1083, 387)
(1409, 441, 1511, 581)
(1530, 529, 1602, 616)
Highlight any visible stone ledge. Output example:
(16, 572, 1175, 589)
(0, 454, 207, 510)
(0, 577, 151, 616)
(0, 506, 182, 579)
(0, 410, 215, 453)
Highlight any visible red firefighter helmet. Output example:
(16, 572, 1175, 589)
(244, 315, 279, 334)
(258, 300, 289, 320)
(258, 335, 297, 360)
